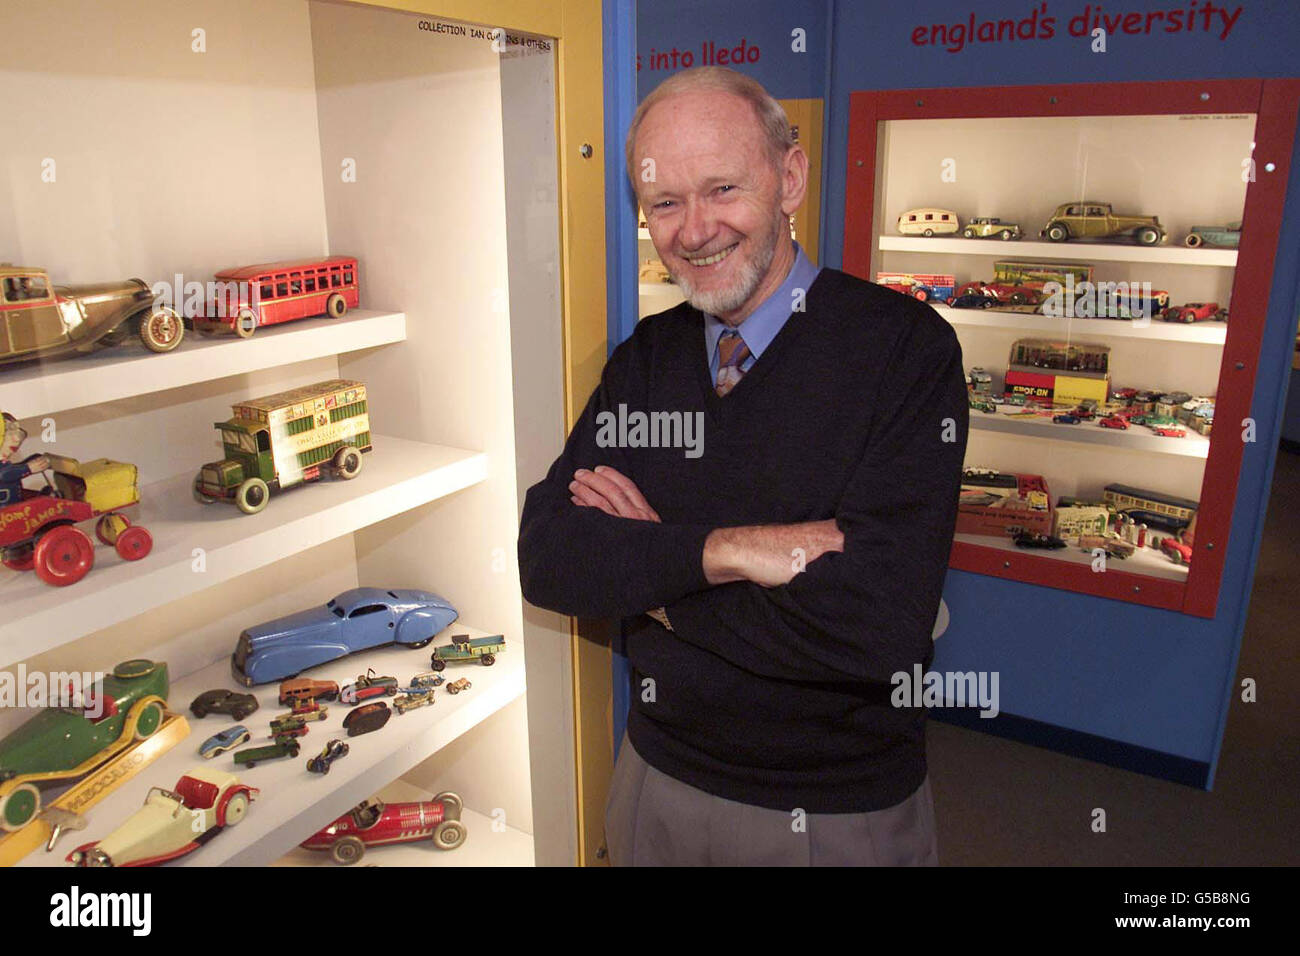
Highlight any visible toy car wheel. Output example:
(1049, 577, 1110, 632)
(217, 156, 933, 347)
(139, 307, 184, 353)
(429, 658, 446, 672)
(235, 478, 270, 515)
(33, 525, 96, 586)
(115, 525, 153, 562)
(2, 546, 35, 572)
(333, 446, 363, 480)
(1045, 223, 1068, 242)
(1184, 233, 1203, 248)
(1009, 293, 1027, 305)
(999, 229, 1014, 240)
(326, 293, 347, 318)
(243, 760, 256, 768)
(481, 654, 496, 666)
(962, 227, 975, 238)
(922, 228, 934, 237)
(234, 307, 258, 339)
(222, 792, 250, 827)
(433, 820, 466, 850)
(133, 700, 165, 740)
(1135, 227, 1160, 246)
(0, 783, 42, 832)
(331, 836, 366, 865)
(434, 791, 463, 818)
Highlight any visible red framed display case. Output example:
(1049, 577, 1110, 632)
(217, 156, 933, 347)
(845, 79, 1300, 618)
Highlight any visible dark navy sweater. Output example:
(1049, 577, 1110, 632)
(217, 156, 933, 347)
(518, 267, 969, 812)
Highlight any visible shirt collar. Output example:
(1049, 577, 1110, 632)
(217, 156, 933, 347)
(703, 241, 820, 363)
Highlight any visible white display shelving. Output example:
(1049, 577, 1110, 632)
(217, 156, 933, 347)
(0, 438, 488, 667)
(968, 410, 1211, 460)
(17, 630, 526, 869)
(0, 311, 407, 419)
(952, 532, 1190, 583)
(879, 235, 1238, 267)
(934, 305, 1229, 346)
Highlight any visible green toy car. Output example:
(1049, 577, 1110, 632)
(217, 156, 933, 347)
(0, 660, 169, 831)
(428, 634, 506, 672)
(234, 737, 301, 768)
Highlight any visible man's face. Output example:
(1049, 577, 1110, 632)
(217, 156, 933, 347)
(635, 91, 793, 320)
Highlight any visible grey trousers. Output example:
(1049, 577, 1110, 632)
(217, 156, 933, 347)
(605, 732, 938, 866)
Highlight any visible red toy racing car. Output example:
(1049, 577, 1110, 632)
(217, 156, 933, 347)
(300, 792, 466, 864)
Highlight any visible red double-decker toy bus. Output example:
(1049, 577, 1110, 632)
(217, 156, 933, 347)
(200, 256, 359, 338)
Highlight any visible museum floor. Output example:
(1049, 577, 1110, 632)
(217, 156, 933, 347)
(930, 446, 1299, 866)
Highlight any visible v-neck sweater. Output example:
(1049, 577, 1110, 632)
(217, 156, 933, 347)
(518, 267, 970, 813)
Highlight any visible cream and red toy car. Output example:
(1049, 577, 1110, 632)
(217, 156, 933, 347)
(66, 768, 256, 867)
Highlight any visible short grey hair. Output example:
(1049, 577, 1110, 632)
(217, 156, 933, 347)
(625, 66, 791, 194)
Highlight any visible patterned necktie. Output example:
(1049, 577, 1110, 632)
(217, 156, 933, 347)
(715, 329, 751, 397)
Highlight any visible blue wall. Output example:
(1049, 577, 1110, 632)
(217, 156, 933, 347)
(623, 0, 1300, 784)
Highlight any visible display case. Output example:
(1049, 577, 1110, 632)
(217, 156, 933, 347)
(845, 80, 1300, 618)
(0, 0, 602, 867)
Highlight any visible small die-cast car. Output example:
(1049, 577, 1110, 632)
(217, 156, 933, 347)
(1053, 414, 1080, 424)
(269, 717, 309, 738)
(969, 399, 997, 414)
(1071, 405, 1096, 420)
(300, 793, 466, 864)
(393, 689, 436, 715)
(66, 768, 256, 867)
(408, 671, 446, 689)
(952, 281, 1039, 306)
(445, 678, 473, 695)
(897, 207, 960, 237)
(1161, 537, 1194, 565)
(340, 669, 400, 704)
(1098, 415, 1130, 430)
(233, 587, 458, 686)
(189, 689, 259, 721)
(1150, 426, 1186, 438)
(233, 737, 300, 768)
(1040, 202, 1165, 245)
(0, 265, 185, 367)
(429, 634, 505, 671)
(947, 291, 997, 309)
(1111, 387, 1138, 402)
(199, 726, 251, 760)
(1162, 301, 1226, 323)
(281, 700, 328, 722)
(307, 739, 350, 775)
(1184, 223, 1241, 248)
(1078, 534, 1135, 559)
(962, 217, 1022, 240)
(0, 659, 169, 832)
(278, 679, 340, 706)
(342, 702, 391, 737)
(1013, 532, 1067, 549)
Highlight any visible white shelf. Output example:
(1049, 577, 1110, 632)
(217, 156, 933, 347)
(879, 235, 1238, 267)
(0, 310, 407, 419)
(969, 409, 1211, 459)
(935, 305, 1229, 346)
(17, 628, 527, 868)
(0, 437, 489, 666)
(272, 780, 534, 867)
(953, 532, 1190, 582)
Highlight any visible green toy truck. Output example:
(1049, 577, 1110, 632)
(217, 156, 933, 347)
(428, 634, 505, 672)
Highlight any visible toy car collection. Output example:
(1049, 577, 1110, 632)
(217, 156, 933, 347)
(1040, 202, 1165, 245)
(306, 739, 350, 775)
(341, 669, 400, 704)
(0, 452, 153, 587)
(300, 792, 466, 864)
(233, 737, 300, 768)
(429, 634, 505, 671)
(189, 689, 259, 721)
(342, 702, 391, 737)
(0, 265, 184, 367)
(0, 659, 169, 831)
(66, 768, 256, 867)
(193, 379, 371, 515)
(233, 587, 459, 686)
(199, 726, 251, 760)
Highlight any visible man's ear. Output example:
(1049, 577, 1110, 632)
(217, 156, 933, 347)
(779, 146, 809, 215)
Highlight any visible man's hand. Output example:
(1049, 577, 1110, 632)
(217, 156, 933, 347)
(569, 466, 661, 522)
(703, 521, 844, 588)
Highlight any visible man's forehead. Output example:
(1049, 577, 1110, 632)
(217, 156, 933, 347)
(636, 91, 764, 156)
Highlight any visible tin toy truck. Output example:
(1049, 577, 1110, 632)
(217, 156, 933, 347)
(195, 256, 359, 338)
(193, 379, 371, 515)
(429, 634, 505, 671)
(0, 453, 153, 586)
(0, 264, 183, 367)
(0, 660, 169, 831)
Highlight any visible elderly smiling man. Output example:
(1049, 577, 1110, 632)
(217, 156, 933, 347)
(518, 66, 968, 866)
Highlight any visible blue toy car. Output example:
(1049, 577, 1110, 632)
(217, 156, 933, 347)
(199, 725, 251, 759)
(231, 587, 459, 686)
(1053, 414, 1081, 424)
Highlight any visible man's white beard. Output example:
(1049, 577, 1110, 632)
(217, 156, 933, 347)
(673, 208, 784, 318)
